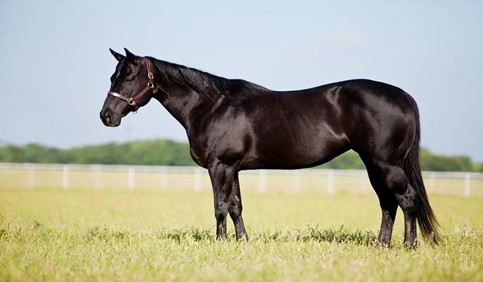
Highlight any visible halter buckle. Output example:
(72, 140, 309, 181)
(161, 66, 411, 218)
(127, 98, 137, 106)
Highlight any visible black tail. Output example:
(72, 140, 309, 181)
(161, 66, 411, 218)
(404, 102, 440, 244)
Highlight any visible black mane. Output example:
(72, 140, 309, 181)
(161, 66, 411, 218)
(148, 57, 267, 101)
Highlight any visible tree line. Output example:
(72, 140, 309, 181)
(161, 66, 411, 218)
(0, 139, 481, 172)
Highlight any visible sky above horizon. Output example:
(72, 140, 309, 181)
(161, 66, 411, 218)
(1, 1, 482, 161)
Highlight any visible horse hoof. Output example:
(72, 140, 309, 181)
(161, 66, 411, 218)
(237, 233, 249, 243)
(404, 241, 418, 249)
(375, 241, 391, 248)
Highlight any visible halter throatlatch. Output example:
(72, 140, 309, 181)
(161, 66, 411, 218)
(107, 58, 157, 112)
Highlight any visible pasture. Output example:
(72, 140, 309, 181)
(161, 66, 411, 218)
(1, 182, 482, 281)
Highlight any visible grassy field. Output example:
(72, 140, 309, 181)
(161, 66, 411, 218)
(0, 188, 482, 281)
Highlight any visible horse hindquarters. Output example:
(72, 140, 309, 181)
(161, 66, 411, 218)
(343, 82, 439, 246)
(364, 142, 440, 247)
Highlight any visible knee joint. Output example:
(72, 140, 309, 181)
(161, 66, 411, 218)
(214, 203, 228, 219)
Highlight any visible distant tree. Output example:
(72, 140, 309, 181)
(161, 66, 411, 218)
(319, 150, 365, 169)
(421, 148, 474, 171)
(0, 141, 480, 171)
(0, 145, 25, 162)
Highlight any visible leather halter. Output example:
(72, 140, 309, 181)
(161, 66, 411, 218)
(107, 58, 157, 112)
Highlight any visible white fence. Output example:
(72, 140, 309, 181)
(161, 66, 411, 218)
(1, 163, 482, 197)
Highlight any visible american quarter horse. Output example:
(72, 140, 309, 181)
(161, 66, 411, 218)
(100, 49, 439, 247)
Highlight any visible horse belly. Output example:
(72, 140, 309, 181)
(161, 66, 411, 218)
(250, 124, 348, 169)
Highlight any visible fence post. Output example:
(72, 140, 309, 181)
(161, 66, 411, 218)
(62, 165, 69, 189)
(28, 164, 35, 189)
(464, 173, 471, 197)
(128, 166, 135, 189)
(94, 165, 102, 189)
(327, 170, 335, 195)
(428, 172, 436, 192)
(259, 170, 267, 192)
(160, 166, 168, 189)
(360, 172, 368, 193)
(292, 171, 301, 192)
(194, 167, 202, 191)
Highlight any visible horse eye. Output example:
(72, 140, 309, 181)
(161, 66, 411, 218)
(126, 77, 134, 83)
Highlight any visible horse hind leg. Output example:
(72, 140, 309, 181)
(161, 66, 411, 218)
(376, 161, 418, 247)
(363, 159, 399, 247)
(375, 188, 399, 247)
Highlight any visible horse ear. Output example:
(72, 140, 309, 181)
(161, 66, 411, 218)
(110, 48, 125, 61)
(124, 48, 136, 59)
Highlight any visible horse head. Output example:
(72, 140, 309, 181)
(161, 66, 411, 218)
(100, 48, 156, 127)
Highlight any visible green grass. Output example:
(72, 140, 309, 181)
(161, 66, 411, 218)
(0, 188, 482, 281)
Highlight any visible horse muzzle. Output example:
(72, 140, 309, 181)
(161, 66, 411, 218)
(100, 109, 121, 127)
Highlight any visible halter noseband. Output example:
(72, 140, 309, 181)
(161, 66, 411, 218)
(107, 58, 157, 112)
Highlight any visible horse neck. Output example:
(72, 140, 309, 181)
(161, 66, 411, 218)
(148, 58, 228, 129)
(152, 79, 218, 129)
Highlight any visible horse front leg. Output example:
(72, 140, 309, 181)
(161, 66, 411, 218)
(229, 171, 248, 241)
(208, 161, 234, 240)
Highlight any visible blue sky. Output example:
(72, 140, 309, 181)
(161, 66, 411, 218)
(1, 1, 482, 161)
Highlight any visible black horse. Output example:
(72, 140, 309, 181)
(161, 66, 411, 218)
(100, 49, 439, 247)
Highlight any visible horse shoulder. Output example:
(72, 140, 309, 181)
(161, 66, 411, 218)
(187, 101, 254, 168)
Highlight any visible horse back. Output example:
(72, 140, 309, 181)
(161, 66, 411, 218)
(188, 79, 417, 170)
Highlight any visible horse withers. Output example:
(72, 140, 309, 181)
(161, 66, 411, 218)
(100, 49, 440, 247)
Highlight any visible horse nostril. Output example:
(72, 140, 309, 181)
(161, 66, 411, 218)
(105, 113, 112, 124)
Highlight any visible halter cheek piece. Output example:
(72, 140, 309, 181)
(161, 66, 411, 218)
(107, 58, 157, 112)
